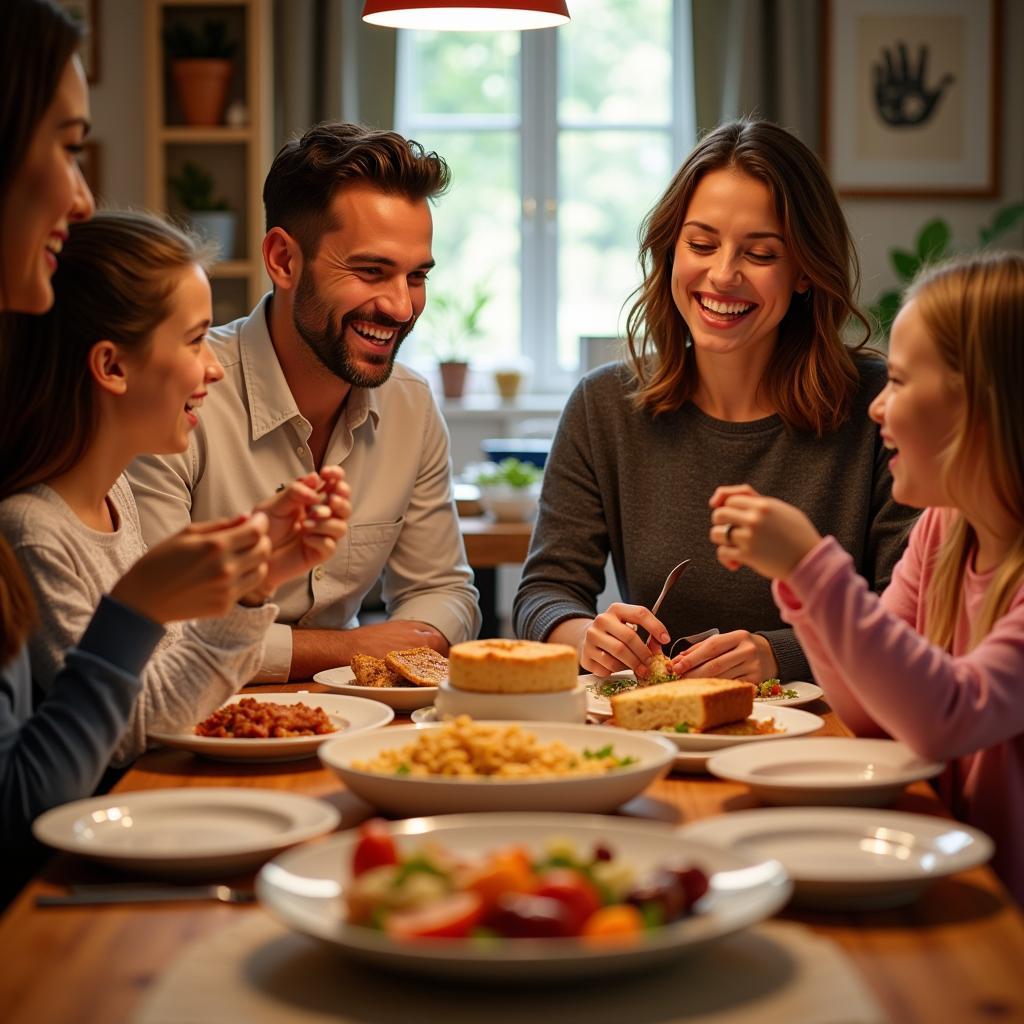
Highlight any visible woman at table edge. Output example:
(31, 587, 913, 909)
(514, 119, 917, 683)
(0, 0, 338, 885)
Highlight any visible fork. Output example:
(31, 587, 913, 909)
(639, 559, 691, 643)
(36, 883, 255, 907)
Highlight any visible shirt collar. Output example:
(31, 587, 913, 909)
(240, 293, 382, 441)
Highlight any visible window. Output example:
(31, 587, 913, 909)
(395, 0, 695, 391)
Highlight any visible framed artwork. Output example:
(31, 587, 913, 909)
(821, 0, 1001, 197)
(55, 0, 100, 84)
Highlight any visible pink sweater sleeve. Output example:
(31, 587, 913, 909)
(773, 533, 1024, 761)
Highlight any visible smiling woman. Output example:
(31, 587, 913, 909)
(514, 119, 920, 689)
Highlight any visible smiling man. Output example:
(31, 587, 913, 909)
(129, 123, 480, 680)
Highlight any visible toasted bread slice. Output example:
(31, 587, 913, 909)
(350, 653, 403, 688)
(385, 647, 449, 687)
(611, 678, 754, 732)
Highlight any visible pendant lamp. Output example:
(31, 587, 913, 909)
(362, 2, 570, 31)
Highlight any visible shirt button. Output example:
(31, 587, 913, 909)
(313, 566, 325, 581)
(296, 445, 305, 457)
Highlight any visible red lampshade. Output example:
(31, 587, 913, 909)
(362, 1, 570, 31)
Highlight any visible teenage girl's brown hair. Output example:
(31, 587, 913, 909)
(0, 211, 214, 506)
(909, 252, 1024, 651)
(0, 0, 82, 662)
(263, 121, 451, 259)
(625, 119, 873, 435)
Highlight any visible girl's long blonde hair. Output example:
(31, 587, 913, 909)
(910, 252, 1024, 650)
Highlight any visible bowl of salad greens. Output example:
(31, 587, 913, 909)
(470, 458, 542, 522)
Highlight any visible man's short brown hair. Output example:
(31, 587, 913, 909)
(263, 122, 451, 258)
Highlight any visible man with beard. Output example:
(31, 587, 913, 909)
(128, 123, 480, 680)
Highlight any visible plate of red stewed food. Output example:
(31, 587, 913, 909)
(148, 692, 394, 762)
(256, 813, 791, 981)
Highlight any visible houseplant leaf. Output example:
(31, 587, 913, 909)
(916, 219, 951, 264)
(891, 249, 920, 282)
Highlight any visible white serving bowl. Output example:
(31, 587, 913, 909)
(478, 482, 541, 522)
(434, 680, 586, 723)
(318, 722, 676, 815)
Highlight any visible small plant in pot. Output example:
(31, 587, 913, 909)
(468, 458, 542, 522)
(168, 160, 236, 260)
(424, 283, 490, 399)
(164, 19, 237, 126)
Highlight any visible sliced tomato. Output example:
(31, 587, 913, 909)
(384, 892, 484, 940)
(533, 869, 602, 934)
(352, 819, 398, 877)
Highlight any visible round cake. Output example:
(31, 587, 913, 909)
(447, 639, 578, 694)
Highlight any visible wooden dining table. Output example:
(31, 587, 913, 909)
(2, 683, 1023, 1024)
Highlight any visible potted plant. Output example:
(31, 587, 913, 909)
(164, 19, 237, 127)
(168, 160, 237, 260)
(425, 283, 490, 399)
(869, 201, 1024, 342)
(468, 458, 543, 522)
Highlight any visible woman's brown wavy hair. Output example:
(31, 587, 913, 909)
(625, 119, 873, 433)
(0, 0, 82, 664)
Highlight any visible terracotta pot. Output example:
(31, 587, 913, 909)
(439, 361, 469, 399)
(171, 59, 233, 126)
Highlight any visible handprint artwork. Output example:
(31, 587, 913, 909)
(874, 42, 954, 127)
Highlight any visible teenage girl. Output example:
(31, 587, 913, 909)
(710, 251, 1024, 903)
(0, 209, 351, 763)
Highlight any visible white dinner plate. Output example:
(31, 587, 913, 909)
(313, 665, 438, 712)
(585, 674, 825, 719)
(257, 813, 791, 981)
(318, 722, 676, 816)
(410, 705, 438, 724)
(679, 807, 993, 910)
(706, 737, 945, 808)
(33, 787, 340, 878)
(148, 693, 394, 762)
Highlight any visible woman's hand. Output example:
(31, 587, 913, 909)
(708, 484, 822, 580)
(111, 513, 272, 623)
(669, 629, 777, 682)
(245, 467, 352, 602)
(575, 603, 670, 677)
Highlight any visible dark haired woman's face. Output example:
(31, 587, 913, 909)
(671, 169, 807, 366)
(0, 55, 94, 313)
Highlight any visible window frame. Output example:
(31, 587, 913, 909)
(394, 0, 696, 393)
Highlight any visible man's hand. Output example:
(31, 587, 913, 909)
(708, 484, 822, 580)
(288, 620, 449, 680)
(111, 513, 272, 624)
(245, 467, 352, 602)
(669, 629, 777, 683)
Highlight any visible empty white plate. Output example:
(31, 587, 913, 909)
(313, 665, 438, 712)
(707, 737, 944, 808)
(148, 693, 394, 762)
(679, 807, 992, 910)
(33, 788, 340, 878)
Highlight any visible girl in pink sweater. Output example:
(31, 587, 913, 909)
(707, 251, 1024, 904)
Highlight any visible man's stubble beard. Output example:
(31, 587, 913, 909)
(291, 267, 413, 389)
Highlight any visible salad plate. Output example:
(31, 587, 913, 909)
(679, 807, 993, 909)
(257, 812, 791, 981)
(33, 788, 340, 878)
(318, 722, 676, 815)
(639, 705, 825, 753)
(313, 665, 438, 712)
(148, 692, 393, 762)
(585, 674, 824, 719)
(706, 737, 945, 807)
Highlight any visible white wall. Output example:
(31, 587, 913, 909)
(86, 0, 146, 209)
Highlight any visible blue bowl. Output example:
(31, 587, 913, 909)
(480, 438, 551, 469)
